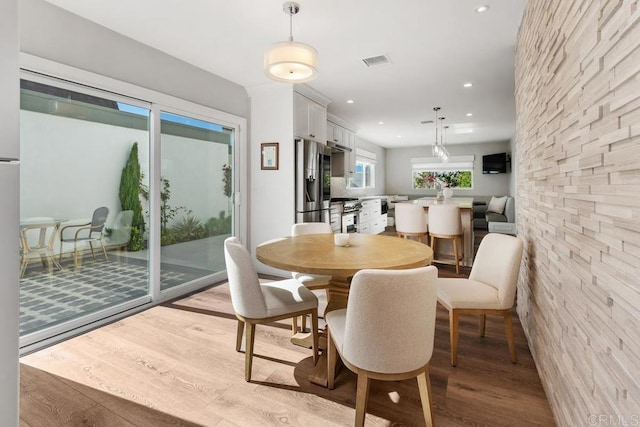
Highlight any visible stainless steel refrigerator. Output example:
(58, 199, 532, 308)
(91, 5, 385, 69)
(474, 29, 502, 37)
(0, 0, 20, 422)
(295, 138, 332, 223)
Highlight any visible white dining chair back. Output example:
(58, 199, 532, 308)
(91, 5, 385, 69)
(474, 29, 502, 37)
(436, 232, 524, 366)
(224, 237, 268, 319)
(326, 265, 438, 426)
(224, 237, 319, 381)
(292, 222, 332, 236)
(428, 204, 462, 235)
(394, 203, 428, 243)
(428, 203, 464, 273)
(290, 222, 332, 333)
(470, 232, 523, 309)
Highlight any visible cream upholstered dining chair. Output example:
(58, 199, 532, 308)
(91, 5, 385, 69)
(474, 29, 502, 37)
(437, 233, 523, 366)
(290, 222, 333, 289)
(326, 266, 439, 427)
(223, 237, 319, 382)
(428, 203, 464, 273)
(394, 203, 428, 244)
(290, 222, 333, 333)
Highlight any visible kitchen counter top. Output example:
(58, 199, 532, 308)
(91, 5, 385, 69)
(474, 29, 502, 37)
(408, 197, 474, 209)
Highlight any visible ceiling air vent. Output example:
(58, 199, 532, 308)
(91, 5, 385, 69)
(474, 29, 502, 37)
(361, 54, 390, 67)
(420, 120, 434, 125)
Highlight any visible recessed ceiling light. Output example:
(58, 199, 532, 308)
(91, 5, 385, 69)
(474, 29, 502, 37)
(347, 99, 354, 104)
(378, 121, 384, 125)
(397, 135, 402, 138)
(476, 5, 489, 13)
(463, 82, 473, 88)
(466, 113, 473, 117)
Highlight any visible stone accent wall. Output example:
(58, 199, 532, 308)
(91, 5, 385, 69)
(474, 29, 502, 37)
(515, 1, 640, 425)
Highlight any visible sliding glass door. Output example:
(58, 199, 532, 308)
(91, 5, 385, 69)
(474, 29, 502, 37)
(18, 68, 242, 349)
(158, 111, 234, 291)
(19, 76, 151, 341)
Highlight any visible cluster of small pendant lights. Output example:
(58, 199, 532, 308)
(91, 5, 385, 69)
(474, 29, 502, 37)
(432, 107, 450, 162)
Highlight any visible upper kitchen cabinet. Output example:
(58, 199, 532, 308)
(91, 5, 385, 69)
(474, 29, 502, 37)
(327, 121, 344, 145)
(328, 119, 357, 177)
(294, 91, 327, 143)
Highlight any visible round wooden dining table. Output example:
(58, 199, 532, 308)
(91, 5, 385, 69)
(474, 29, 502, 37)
(256, 232, 434, 387)
(257, 233, 433, 307)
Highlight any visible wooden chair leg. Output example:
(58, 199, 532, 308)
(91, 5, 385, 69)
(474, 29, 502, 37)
(355, 371, 370, 427)
(327, 328, 337, 389)
(417, 370, 434, 427)
(503, 311, 517, 364)
(244, 322, 256, 382)
(453, 237, 460, 274)
(310, 310, 319, 365)
(479, 314, 486, 337)
(20, 257, 28, 278)
(89, 241, 96, 260)
(73, 244, 79, 270)
(235, 320, 244, 352)
(430, 235, 436, 252)
(450, 309, 459, 367)
(100, 241, 109, 262)
(301, 313, 308, 332)
(292, 316, 298, 334)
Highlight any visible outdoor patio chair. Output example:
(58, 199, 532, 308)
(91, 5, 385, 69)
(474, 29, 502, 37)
(59, 206, 109, 269)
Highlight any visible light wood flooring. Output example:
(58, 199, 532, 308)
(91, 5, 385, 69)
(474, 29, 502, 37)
(20, 256, 555, 427)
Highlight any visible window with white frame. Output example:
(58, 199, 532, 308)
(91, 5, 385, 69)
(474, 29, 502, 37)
(411, 155, 474, 189)
(347, 148, 376, 189)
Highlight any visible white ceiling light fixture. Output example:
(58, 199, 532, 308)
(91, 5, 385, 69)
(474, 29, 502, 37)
(347, 99, 355, 104)
(476, 5, 490, 13)
(463, 82, 473, 88)
(264, 2, 318, 84)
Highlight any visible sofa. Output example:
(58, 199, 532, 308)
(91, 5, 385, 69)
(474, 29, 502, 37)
(472, 196, 515, 230)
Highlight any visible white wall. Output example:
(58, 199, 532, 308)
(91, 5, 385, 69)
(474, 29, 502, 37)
(20, 111, 229, 227)
(161, 134, 231, 222)
(0, 0, 19, 423)
(247, 84, 295, 275)
(385, 140, 512, 197)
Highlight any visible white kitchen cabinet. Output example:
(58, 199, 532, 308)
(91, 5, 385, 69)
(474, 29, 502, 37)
(294, 92, 326, 143)
(344, 129, 356, 176)
(358, 198, 385, 234)
(328, 120, 356, 177)
(327, 121, 344, 145)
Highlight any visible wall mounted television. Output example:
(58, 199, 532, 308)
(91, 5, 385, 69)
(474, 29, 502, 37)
(482, 152, 508, 174)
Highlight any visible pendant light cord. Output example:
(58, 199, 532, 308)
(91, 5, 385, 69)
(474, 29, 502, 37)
(289, 5, 294, 42)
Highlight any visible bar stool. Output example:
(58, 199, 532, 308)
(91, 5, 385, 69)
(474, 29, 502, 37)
(429, 204, 464, 273)
(394, 203, 428, 244)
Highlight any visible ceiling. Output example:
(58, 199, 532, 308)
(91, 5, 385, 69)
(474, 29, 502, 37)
(45, 0, 527, 149)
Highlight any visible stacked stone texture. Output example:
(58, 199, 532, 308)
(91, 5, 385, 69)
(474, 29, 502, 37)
(515, 0, 640, 424)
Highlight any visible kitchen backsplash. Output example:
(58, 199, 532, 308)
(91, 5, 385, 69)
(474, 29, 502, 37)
(330, 177, 378, 198)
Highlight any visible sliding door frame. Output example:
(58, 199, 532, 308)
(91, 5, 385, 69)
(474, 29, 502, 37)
(18, 54, 247, 353)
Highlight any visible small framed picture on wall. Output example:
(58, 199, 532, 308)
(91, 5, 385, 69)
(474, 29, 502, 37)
(261, 142, 279, 170)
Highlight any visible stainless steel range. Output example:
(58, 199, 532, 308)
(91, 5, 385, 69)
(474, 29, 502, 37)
(331, 198, 361, 233)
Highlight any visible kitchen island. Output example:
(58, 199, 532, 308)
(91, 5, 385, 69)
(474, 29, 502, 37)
(405, 197, 474, 267)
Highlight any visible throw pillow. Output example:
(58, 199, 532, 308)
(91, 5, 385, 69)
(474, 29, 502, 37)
(487, 196, 508, 214)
